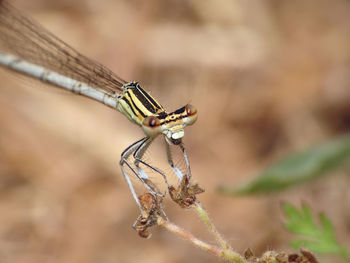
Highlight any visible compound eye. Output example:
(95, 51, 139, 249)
(183, 104, 198, 126)
(143, 116, 161, 127)
(142, 116, 162, 136)
(185, 104, 197, 116)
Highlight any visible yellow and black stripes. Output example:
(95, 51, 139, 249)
(158, 106, 187, 124)
(131, 83, 163, 112)
(117, 82, 164, 125)
(118, 82, 197, 138)
(121, 82, 165, 123)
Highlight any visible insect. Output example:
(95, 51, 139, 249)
(0, 0, 198, 212)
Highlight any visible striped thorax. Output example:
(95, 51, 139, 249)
(117, 82, 198, 144)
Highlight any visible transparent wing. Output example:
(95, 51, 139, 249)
(0, 0, 127, 95)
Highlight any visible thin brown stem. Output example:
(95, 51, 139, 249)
(157, 217, 248, 263)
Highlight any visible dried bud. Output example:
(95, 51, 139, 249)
(169, 176, 204, 208)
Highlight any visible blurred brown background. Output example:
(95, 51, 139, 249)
(0, 0, 350, 262)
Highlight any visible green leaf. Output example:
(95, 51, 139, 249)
(218, 134, 350, 195)
(284, 204, 317, 237)
(283, 203, 349, 260)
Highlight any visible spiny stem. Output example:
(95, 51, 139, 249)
(192, 202, 230, 249)
(157, 217, 248, 263)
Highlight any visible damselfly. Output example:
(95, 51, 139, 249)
(0, 1, 198, 212)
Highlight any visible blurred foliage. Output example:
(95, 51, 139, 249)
(218, 134, 350, 195)
(283, 203, 349, 261)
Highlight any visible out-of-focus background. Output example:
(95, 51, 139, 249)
(0, 0, 349, 262)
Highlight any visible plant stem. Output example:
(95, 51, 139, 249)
(157, 217, 219, 254)
(157, 217, 248, 263)
(192, 202, 230, 249)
